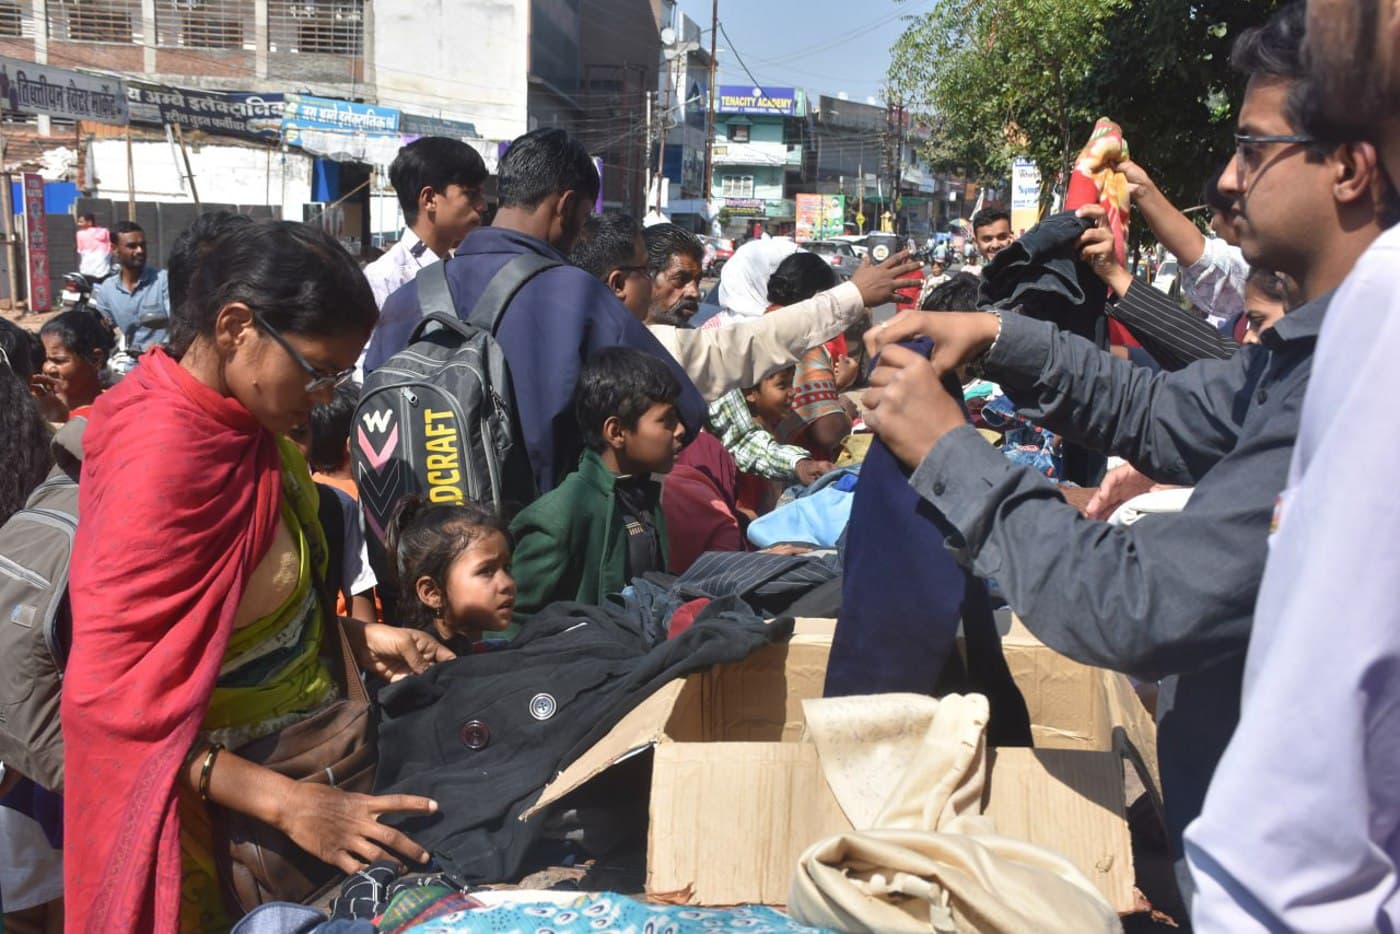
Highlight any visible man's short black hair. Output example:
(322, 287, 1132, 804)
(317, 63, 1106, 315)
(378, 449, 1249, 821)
(306, 380, 360, 473)
(389, 136, 488, 226)
(970, 206, 1010, 233)
(576, 346, 680, 452)
(767, 251, 836, 307)
(919, 272, 982, 312)
(643, 223, 703, 276)
(113, 220, 144, 239)
(1231, 1, 1306, 83)
(498, 128, 600, 210)
(569, 213, 641, 281)
(79, 212, 96, 224)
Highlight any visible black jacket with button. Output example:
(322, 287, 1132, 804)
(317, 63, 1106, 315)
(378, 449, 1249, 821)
(373, 599, 789, 885)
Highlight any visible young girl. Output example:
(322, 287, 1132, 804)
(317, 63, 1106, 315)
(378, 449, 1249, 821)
(386, 496, 518, 653)
(34, 310, 115, 421)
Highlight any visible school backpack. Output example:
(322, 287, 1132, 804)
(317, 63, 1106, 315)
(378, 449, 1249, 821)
(353, 254, 556, 589)
(0, 420, 84, 792)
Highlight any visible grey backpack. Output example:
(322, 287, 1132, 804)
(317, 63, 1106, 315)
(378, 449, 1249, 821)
(0, 421, 83, 792)
(353, 254, 557, 588)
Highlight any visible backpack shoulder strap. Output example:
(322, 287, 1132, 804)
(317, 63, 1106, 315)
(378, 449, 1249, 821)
(466, 252, 563, 334)
(414, 258, 456, 319)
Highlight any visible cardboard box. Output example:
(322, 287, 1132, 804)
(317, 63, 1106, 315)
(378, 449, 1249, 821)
(530, 618, 1155, 914)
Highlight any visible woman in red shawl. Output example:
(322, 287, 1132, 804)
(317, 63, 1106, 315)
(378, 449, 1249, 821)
(63, 219, 453, 932)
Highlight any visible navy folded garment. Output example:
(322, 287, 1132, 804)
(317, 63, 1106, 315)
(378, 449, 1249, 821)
(826, 339, 1031, 745)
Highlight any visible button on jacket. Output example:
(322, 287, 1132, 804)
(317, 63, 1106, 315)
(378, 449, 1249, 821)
(907, 294, 1329, 862)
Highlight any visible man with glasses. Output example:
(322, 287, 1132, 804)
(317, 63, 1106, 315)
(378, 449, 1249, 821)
(857, 2, 1389, 909)
(1185, 0, 1400, 926)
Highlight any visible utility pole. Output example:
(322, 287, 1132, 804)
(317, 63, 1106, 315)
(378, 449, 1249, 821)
(644, 89, 654, 215)
(702, 0, 718, 204)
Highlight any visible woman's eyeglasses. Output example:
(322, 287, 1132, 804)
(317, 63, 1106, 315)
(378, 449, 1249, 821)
(250, 310, 355, 393)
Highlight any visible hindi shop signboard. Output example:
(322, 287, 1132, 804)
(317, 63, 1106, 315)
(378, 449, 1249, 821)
(282, 94, 401, 162)
(23, 173, 50, 312)
(716, 85, 797, 117)
(0, 57, 128, 125)
(1010, 158, 1042, 235)
(127, 84, 284, 140)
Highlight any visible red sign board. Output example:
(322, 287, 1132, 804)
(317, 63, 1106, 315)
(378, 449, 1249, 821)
(22, 173, 49, 312)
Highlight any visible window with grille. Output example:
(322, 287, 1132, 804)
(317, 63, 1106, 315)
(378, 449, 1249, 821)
(156, 0, 252, 49)
(727, 123, 750, 143)
(49, 0, 141, 43)
(721, 176, 754, 198)
(269, 0, 362, 55)
(0, 0, 28, 38)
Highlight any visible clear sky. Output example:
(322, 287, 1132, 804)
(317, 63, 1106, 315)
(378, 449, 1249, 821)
(673, 0, 915, 106)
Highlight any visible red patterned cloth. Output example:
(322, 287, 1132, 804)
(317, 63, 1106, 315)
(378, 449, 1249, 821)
(1066, 117, 1139, 348)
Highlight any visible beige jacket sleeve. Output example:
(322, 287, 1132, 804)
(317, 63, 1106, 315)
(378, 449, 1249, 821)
(648, 280, 866, 401)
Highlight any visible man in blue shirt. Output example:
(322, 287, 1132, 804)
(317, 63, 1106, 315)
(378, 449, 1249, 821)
(365, 128, 706, 495)
(93, 221, 170, 353)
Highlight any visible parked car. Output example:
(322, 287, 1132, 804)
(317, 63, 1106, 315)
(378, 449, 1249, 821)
(829, 234, 869, 257)
(699, 235, 735, 276)
(805, 240, 860, 271)
(1151, 257, 1181, 297)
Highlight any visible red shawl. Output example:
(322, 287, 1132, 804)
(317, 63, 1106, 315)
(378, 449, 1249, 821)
(1066, 117, 1139, 348)
(63, 348, 282, 933)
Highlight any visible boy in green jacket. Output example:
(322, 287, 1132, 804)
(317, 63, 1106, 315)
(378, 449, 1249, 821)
(510, 346, 685, 618)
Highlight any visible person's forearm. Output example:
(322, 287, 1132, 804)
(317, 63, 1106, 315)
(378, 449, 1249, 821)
(1135, 187, 1207, 266)
(1110, 280, 1238, 371)
(658, 282, 864, 400)
(985, 313, 1244, 483)
(182, 743, 296, 828)
(909, 426, 1257, 680)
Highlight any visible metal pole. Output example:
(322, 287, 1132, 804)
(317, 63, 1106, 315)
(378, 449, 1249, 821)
(125, 127, 136, 220)
(172, 124, 200, 208)
(644, 89, 653, 213)
(0, 109, 18, 313)
(702, 0, 718, 204)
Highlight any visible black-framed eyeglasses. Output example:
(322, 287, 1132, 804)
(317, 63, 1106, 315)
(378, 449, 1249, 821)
(250, 309, 355, 393)
(1235, 131, 1317, 163)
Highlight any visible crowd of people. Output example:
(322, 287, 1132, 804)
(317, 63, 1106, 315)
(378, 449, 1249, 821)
(0, 0, 1397, 930)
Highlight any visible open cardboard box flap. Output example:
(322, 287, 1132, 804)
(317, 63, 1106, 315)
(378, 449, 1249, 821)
(531, 618, 1151, 914)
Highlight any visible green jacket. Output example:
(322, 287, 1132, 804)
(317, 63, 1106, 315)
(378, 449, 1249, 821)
(510, 449, 669, 619)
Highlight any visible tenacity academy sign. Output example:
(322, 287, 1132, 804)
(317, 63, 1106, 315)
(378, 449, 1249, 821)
(0, 57, 128, 125)
(716, 85, 797, 117)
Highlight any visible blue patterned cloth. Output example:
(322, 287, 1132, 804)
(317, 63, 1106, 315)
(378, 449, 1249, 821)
(402, 894, 830, 933)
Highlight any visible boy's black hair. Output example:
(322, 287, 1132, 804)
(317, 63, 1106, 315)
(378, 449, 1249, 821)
(497, 128, 600, 210)
(1245, 267, 1297, 307)
(644, 223, 703, 275)
(569, 213, 641, 281)
(575, 346, 680, 452)
(1231, 1, 1305, 83)
(39, 310, 117, 361)
(79, 212, 96, 224)
(767, 251, 836, 306)
(384, 494, 509, 632)
(306, 380, 361, 473)
(919, 272, 982, 312)
(971, 205, 1010, 233)
(388, 136, 489, 226)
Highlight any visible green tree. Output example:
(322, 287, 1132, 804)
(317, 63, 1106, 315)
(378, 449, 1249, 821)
(888, 0, 1128, 191)
(889, 0, 1287, 225)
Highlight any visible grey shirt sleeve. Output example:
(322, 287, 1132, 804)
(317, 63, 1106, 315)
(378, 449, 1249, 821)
(985, 311, 1253, 485)
(908, 425, 1260, 680)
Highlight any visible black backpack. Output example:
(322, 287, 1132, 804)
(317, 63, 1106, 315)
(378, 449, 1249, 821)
(353, 254, 556, 590)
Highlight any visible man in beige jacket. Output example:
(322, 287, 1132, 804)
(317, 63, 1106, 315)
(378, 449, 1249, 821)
(571, 215, 920, 400)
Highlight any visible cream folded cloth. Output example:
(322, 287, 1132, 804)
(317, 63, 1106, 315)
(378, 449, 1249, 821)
(788, 693, 1121, 933)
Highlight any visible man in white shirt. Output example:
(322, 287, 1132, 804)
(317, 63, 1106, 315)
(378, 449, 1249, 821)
(359, 137, 488, 375)
(1185, 0, 1400, 928)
